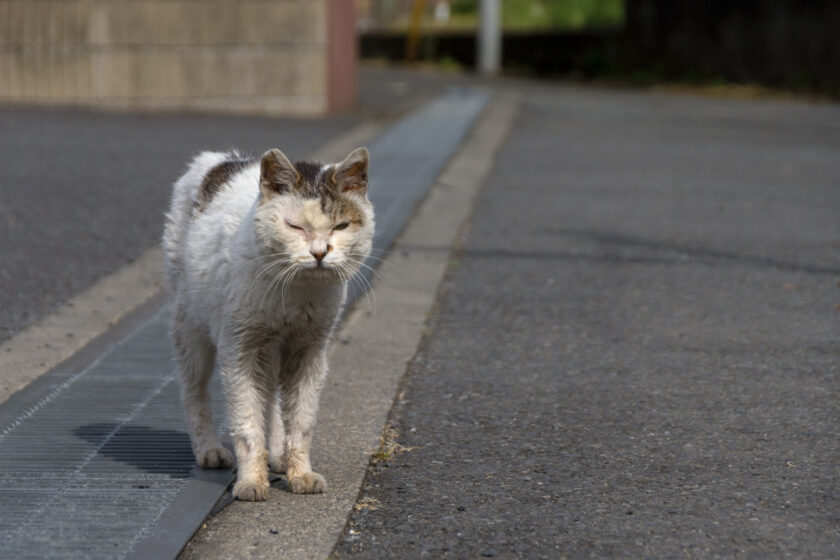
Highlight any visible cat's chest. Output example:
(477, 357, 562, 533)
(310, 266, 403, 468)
(260, 298, 335, 337)
(233, 279, 343, 343)
(278, 300, 320, 328)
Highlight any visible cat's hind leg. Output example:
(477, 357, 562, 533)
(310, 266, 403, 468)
(267, 387, 287, 473)
(173, 314, 233, 469)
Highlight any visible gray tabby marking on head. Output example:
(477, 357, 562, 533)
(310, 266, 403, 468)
(292, 160, 327, 199)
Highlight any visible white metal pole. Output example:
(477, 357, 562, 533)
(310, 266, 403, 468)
(478, 0, 501, 75)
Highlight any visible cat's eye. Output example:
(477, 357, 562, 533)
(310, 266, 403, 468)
(333, 222, 350, 231)
(286, 221, 304, 231)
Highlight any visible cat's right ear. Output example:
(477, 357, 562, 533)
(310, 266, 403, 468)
(260, 149, 299, 196)
(332, 147, 370, 196)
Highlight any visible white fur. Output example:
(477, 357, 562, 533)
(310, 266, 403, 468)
(163, 149, 374, 500)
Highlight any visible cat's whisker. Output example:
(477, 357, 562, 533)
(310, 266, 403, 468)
(278, 264, 302, 310)
(258, 268, 282, 311)
(346, 252, 392, 266)
(256, 256, 292, 276)
(277, 266, 294, 312)
(249, 254, 298, 295)
(261, 262, 298, 313)
(347, 247, 386, 256)
(279, 263, 305, 313)
(343, 257, 392, 282)
(357, 272, 377, 314)
(247, 250, 293, 262)
(334, 265, 349, 295)
(358, 247, 389, 256)
(345, 268, 372, 313)
(338, 258, 382, 310)
(346, 252, 402, 274)
(248, 258, 290, 292)
(342, 263, 376, 314)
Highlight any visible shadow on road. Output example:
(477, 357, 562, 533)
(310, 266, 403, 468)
(74, 423, 197, 478)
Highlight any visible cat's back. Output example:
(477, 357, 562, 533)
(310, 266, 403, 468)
(163, 150, 259, 288)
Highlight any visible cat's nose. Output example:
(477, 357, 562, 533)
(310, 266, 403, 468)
(310, 249, 326, 263)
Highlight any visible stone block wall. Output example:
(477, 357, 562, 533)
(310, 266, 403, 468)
(0, 0, 357, 114)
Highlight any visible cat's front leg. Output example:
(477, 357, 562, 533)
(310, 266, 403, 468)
(219, 336, 271, 502)
(281, 349, 328, 494)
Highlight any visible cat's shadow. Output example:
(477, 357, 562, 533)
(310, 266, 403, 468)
(74, 423, 200, 478)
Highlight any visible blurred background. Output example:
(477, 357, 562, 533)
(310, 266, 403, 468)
(359, 0, 840, 97)
(1, 0, 838, 118)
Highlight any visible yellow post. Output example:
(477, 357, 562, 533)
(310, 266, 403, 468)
(405, 0, 426, 63)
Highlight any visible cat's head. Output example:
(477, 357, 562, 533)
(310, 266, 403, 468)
(253, 147, 375, 282)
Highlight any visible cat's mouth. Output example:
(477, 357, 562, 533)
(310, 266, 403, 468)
(303, 261, 342, 278)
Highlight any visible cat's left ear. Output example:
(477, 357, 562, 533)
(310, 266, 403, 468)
(260, 149, 300, 196)
(332, 147, 369, 196)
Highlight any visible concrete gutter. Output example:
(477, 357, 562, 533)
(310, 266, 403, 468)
(179, 93, 520, 560)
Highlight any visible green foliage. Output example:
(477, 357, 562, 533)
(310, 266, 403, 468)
(446, 0, 624, 30)
(450, 0, 478, 16)
(505, 0, 624, 29)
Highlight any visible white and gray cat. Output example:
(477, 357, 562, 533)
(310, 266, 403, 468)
(163, 147, 374, 500)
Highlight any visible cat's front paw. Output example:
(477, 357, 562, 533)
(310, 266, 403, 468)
(197, 447, 234, 469)
(287, 471, 327, 494)
(233, 478, 270, 501)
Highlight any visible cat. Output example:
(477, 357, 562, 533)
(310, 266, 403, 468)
(163, 146, 374, 501)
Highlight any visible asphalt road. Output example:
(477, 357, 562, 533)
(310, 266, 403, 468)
(3, 68, 840, 558)
(0, 107, 359, 343)
(334, 83, 840, 557)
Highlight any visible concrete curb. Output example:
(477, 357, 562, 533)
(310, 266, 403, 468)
(179, 93, 520, 560)
(0, 247, 164, 406)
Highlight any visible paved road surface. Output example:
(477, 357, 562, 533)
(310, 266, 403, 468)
(334, 83, 840, 558)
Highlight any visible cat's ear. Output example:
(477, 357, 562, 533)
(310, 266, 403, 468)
(260, 149, 299, 196)
(332, 147, 369, 196)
